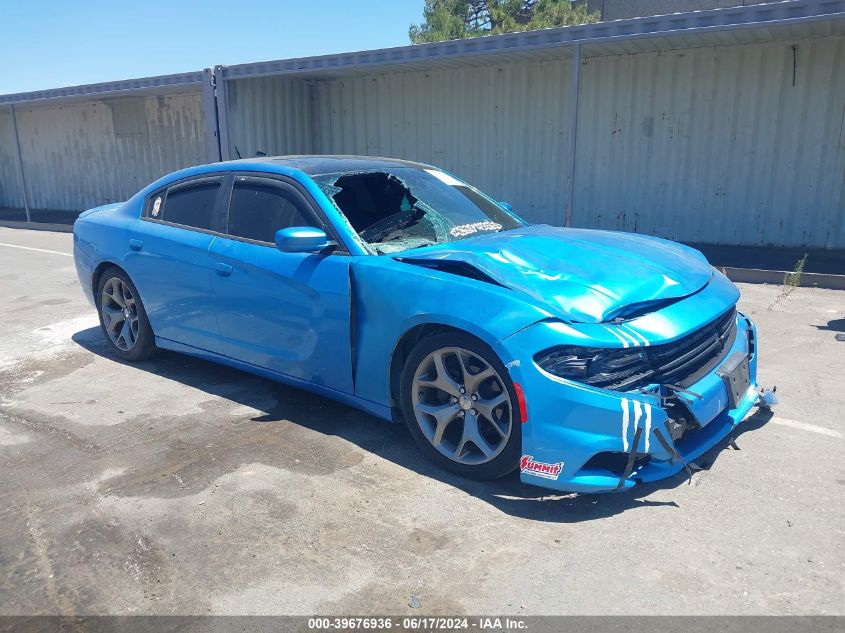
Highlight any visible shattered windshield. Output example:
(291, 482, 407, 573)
(312, 167, 524, 254)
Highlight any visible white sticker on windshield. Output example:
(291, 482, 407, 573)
(449, 221, 503, 238)
(151, 196, 162, 217)
(425, 169, 464, 187)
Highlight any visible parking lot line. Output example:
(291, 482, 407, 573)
(0, 242, 72, 257)
(770, 416, 843, 439)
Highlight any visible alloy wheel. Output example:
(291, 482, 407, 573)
(412, 346, 513, 465)
(100, 277, 140, 352)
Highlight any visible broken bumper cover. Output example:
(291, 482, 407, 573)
(503, 312, 759, 494)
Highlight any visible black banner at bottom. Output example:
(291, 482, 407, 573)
(0, 616, 841, 633)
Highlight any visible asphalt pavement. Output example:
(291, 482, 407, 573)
(0, 227, 842, 615)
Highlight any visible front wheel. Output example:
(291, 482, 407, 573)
(96, 268, 157, 361)
(400, 332, 521, 480)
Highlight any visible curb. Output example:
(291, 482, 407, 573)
(721, 267, 845, 291)
(0, 220, 73, 233)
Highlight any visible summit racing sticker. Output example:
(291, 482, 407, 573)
(520, 455, 564, 480)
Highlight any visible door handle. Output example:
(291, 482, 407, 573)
(129, 238, 143, 251)
(215, 262, 233, 277)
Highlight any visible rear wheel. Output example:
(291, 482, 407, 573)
(96, 268, 156, 361)
(400, 332, 520, 480)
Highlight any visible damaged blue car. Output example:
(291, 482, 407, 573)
(73, 156, 767, 493)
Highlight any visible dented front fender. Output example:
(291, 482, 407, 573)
(349, 255, 554, 408)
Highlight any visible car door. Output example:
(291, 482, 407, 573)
(209, 174, 353, 394)
(125, 175, 225, 354)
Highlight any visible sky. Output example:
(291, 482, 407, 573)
(0, 0, 425, 94)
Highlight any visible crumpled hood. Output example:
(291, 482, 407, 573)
(397, 225, 714, 323)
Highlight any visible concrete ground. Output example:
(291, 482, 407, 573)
(0, 227, 843, 616)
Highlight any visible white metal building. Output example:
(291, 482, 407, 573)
(1, 0, 843, 248)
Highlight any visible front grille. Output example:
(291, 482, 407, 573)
(598, 307, 737, 391)
(648, 307, 737, 388)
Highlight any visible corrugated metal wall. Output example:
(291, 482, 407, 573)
(0, 91, 207, 211)
(224, 34, 843, 248)
(0, 108, 25, 209)
(224, 60, 574, 223)
(226, 76, 313, 158)
(574, 36, 845, 248)
(2, 32, 842, 247)
(309, 60, 574, 223)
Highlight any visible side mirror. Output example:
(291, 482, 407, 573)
(275, 227, 330, 253)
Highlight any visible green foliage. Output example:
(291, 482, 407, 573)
(409, 0, 600, 44)
(783, 253, 808, 289)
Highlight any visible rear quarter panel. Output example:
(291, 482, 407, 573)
(73, 202, 138, 306)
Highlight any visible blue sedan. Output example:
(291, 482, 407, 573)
(73, 156, 764, 493)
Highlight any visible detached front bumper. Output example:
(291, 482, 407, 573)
(504, 312, 759, 494)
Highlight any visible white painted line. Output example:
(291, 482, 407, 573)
(633, 400, 642, 435)
(0, 242, 72, 257)
(604, 325, 630, 348)
(616, 327, 640, 347)
(622, 324, 650, 347)
(621, 398, 629, 451)
(770, 416, 843, 439)
(644, 403, 652, 451)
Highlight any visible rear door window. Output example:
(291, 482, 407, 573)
(227, 177, 322, 244)
(155, 179, 223, 231)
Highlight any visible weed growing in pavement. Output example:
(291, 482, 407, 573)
(783, 253, 808, 291)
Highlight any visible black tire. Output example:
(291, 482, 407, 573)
(96, 267, 157, 361)
(400, 331, 521, 480)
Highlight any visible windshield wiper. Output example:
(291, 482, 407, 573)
(374, 237, 435, 255)
(364, 208, 426, 243)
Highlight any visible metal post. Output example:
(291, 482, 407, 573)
(564, 43, 581, 228)
(201, 68, 222, 163)
(213, 66, 232, 161)
(10, 104, 31, 223)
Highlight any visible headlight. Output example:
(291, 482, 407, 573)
(534, 346, 651, 390)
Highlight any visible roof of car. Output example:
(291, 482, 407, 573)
(228, 155, 431, 176)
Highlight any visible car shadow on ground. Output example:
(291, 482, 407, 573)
(814, 317, 845, 333)
(72, 326, 773, 524)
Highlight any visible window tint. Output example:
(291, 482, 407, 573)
(228, 181, 320, 243)
(160, 181, 221, 230)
